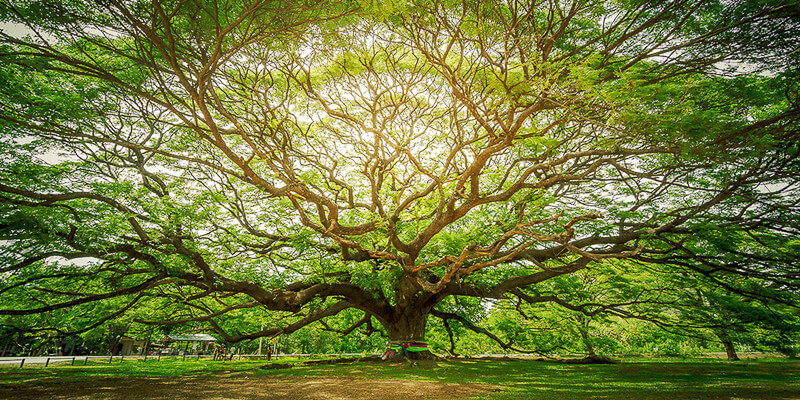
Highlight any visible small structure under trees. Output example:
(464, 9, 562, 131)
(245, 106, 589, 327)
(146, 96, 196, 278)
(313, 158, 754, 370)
(163, 334, 217, 355)
(116, 335, 148, 356)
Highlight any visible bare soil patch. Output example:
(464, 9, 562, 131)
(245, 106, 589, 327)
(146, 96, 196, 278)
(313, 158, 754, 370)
(0, 374, 495, 400)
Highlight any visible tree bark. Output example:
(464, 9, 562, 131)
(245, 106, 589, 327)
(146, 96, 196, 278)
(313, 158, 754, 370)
(386, 308, 428, 341)
(715, 328, 740, 361)
(381, 304, 435, 360)
(722, 339, 740, 361)
(577, 324, 596, 357)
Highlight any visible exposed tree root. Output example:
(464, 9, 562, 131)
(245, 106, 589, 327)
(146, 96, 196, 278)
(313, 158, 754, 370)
(560, 355, 618, 364)
(257, 352, 618, 371)
(258, 355, 433, 370)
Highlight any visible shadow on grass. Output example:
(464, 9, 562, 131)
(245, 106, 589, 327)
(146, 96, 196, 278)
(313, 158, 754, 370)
(266, 357, 800, 400)
(2, 357, 798, 399)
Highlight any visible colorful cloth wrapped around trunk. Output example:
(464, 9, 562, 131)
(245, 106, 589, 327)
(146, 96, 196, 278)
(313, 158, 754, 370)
(381, 341, 428, 359)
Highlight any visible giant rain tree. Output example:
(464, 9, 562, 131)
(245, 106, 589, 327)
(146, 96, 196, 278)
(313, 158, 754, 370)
(1, 0, 798, 357)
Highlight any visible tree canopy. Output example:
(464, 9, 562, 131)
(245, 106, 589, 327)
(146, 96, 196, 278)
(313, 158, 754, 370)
(1, 0, 799, 356)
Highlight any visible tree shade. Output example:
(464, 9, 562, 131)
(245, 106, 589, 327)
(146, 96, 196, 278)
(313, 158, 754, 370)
(0, 0, 798, 357)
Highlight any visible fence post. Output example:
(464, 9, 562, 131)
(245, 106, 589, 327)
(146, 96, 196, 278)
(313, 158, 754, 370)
(71, 357, 75, 366)
(20, 358, 24, 368)
(45, 357, 50, 367)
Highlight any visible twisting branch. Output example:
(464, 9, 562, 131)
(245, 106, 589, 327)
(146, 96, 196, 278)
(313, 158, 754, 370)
(209, 301, 352, 342)
(430, 309, 545, 355)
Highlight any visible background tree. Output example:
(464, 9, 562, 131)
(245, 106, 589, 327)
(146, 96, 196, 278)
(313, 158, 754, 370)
(480, 258, 800, 359)
(1, 0, 799, 358)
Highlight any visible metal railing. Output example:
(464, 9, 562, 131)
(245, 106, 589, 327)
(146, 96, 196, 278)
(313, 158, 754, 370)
(0, 352, 380, 368)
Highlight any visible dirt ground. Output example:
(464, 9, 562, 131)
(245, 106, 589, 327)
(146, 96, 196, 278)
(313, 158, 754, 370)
(0, 374, 495, 400)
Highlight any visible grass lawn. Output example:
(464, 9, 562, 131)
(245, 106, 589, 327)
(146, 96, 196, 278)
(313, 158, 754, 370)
(1, 356, 798, 399)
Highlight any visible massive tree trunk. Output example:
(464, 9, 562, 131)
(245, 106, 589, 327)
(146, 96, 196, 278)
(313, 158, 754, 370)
(386, 306, 429, 342)
(378, 286, 437, 360)
(383, 307, 436, 360)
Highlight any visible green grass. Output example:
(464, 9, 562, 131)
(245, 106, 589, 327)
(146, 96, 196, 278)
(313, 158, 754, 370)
(260, 357, 800, 399)
(2, 356, 799, 399)
(0, 356, 310, 382)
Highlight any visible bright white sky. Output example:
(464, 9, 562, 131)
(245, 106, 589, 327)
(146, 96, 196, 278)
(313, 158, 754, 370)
(0, 22, 30, 38)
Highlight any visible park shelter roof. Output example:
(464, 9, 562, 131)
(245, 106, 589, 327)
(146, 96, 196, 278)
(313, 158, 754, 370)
(166, 334, 217, 342)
